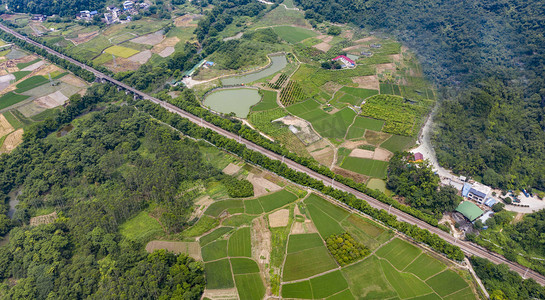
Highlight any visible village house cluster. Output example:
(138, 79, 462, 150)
(75, 1, 150, 24)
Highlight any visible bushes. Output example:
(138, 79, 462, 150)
(224, 177, 254, 198)
(325, 233, 370, 266)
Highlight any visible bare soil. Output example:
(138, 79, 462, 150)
(341, 30, 354, 40)
(349, 149, 374, 159)
(145, 241, 202, 260)
(376, 63, 396, 74)
(222, 163, 241, 175)
(0, 128, 23, 153)
(202, 288, 238, 299)
(174, 14, 200, 27)
(247, 173, 282, 197)
(365, 130, 391, 145)
(60, 74, 87, 87)
(252, 216, 271, 266)
(313, 42, 331, 52)
(333, 166, 369, 183)
(190, 195, 213, 221)
(340, 140, 367, 150)
(34, 91, 69, 108)
(373, 147, 393, 161)
(321, 81, 343, 94)
(21, 60, 45, 71)
(158, 47, 175, 58)
(269, 209, 289, 227)
(131, 31, 164, 46)
(104, 57, 140, 72)
(309, 145, 334, 167)
(274, 115, 321, 145)
(67, 31, 99, 45)
(34, 64, 61, 77)
(128, 50, 152, 64)
(389, 54, 402, 62)
(29, 212, 58, 226)
(353, 36, 376, 44)
(152, 37, 180, 54)
(0, 114, 14, 138)
(352, 75, 379, 90)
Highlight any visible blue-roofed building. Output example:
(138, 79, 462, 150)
(90, 11, 98, 15)
(484, 198, 497, 207)
(462, 183, 472, 197)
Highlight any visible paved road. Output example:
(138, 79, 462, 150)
(3, 23, 545, 285)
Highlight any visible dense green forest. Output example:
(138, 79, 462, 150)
(295, 0, 545, 191)
(5, 0, 106, 16)
(0, 85, 213, 298)
(387, 153, 461, 218)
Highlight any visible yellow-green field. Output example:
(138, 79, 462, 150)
(104, 45, 140, 58)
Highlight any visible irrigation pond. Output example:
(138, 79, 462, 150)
(221, 55, 287, 85)
(203, 88, 261, 118)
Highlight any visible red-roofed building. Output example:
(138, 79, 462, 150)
(413, 152, 424, 162)
(332, 55, 356, 68)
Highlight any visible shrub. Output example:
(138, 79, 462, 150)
(224, 177, 254, 198)
(325, 233, 370, 266)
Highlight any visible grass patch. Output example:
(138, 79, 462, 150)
(404, 253, 446, 280)
(222, 214, 256, 227)
(327, 289, 355, 300)
(443, 286, 476, 300)
(228, 227, 252, 257)
(273, 26, 317, 44)
(201, 239, 228, 261)
(235, 273, 266, 300)
(367, 178, 388, 194)
(182, 215, 218, 238)
(104, 45, 140, 58)
(93, 52, 114, 65)
(3, 111, 23, 128)
(288, 99, 357, 138)
(342, 255, 397, 299)
(380, 259, 433, 298)
(199, 226, 233, 246)
(231, 258, 260, 274)
(0, 92, 30, 110)
(306, 202, 344, 238)
(281, 281, 313, 299)
(16, 58, 40, 69)
(282, 246, 337, 281)
(375, 238, 422, 270)
(15, 75, 49, 93)
(310, 270, 349, 298)
(341, 157, 388, 178)
(425, 269, 469, 297)
(119, 211, 163, 241)
(287, 233, 324, 253)
(380, 134, 415, 153)
(30, 108, 60, 122)
(12, 70, 31, 81)
(305, 193, 349, 220)
(204, 199, 244, 217)
(346, 116, 384, 140)
(258, 190, 298, 212)
(244, 199, 264, 214)
(252, 90, 278, 111)
(205, 259, 234, 289)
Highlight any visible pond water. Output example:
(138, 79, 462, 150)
(203, 88, 261, 118)
(221, 55, 287, 86)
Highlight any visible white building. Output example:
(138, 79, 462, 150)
(467, 182, 492, 204)
(123, 1, 134, 10)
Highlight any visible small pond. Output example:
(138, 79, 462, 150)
(221, 55, 287, 86)
(203, 88, 261, 118)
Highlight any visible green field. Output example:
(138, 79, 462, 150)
(340, 214, 392, 250)
(205, 259, 234, 289)
(282, 246, 338, 281)
(16, 59, 41, 69)
(235, 273, 266, 300)
(222, 214, 256, 227)
(252, 90, 278, 111)
(181, 215, 218, 238)
(204, 199, 244, 217)
(340, 157, 388, 178)
(257, 190, 298, 212)
(346, 117, 384, 139)
(342, 256, 398, 299)
(273, 26, 318, 44)
(201, 239, 228, 261)
(244, 199, 264, 214)
(118, 210, 163, 241)
(380, 259, 433, 298)
(228, 227, 252, 257)
(310, 270, 349, 298)
(231, 258, 260, 274)
(15, 75, 49, 93)
(327, 289, 355, 300)
(287, 233, 324, 253)
(375, 238, 422, 270)
(306, 201, 345, 238)
(332, 87, 379, 107)
(404, 254, 447, 280)
(2, 111, 23, 128)
(281, 280, 313, 299)
(367, 178, 389, 194)
(380, 134, 415, 153)
(305, 193, 349, 220)
(104, 45, 140, 58)
(12, 71, 31, 81)
(199, 226, 233, 246)
(287, 99, 356, 138)
(426, 270, 470, 297)
(444, 287, 476, 300)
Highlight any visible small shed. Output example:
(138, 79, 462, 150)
(413, 152, 423, 162)
(456, 201, 484, 222)
(462, 183, 472, 197)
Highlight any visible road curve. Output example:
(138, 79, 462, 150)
(2, 23, 544, 285)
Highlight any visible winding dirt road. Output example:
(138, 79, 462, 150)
(2, 23, 544, 285)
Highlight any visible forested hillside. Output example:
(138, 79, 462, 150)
(5, 0, 105, 16)
(0, 85, 210, 298)
(296, 0, 545, 191)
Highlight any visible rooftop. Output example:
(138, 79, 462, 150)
(456, 201, 484, 221)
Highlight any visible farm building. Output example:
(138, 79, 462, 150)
(484, 198, 497, 207)
(124, 1, 134, 10)
(467, 182, 491, 204)
(455, 201, 483, 222)
(462, 182, 472, 197)
(413, 152, 423, 162)
(332, 55, 356, 68)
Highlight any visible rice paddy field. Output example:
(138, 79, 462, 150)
(272, 26, 318, 44)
